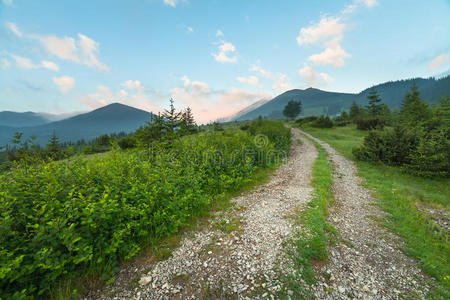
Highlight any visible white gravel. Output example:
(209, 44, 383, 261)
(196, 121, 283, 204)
(301, 130, 433, 299)
(87, 128, 317, 299)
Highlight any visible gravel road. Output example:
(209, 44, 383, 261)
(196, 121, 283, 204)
(88, 128, 317, 299)
(88, 128, 433, 299)
(302, 130, 432, 299)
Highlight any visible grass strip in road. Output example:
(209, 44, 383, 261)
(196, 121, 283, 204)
(282, 138, 337, 298)
(303, 125, 450, 298)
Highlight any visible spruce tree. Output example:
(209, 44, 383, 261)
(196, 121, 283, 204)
(349, 101, 360, 120)
(366, 88, 383, 117)
(162, 98, 182, 134)
(400, 84, 430, 125)
(181, 107, 197, 134)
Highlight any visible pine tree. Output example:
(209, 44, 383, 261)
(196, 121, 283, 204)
(46, 132, 64, 160)
(400, 84, 430, 125)
(162, 98, 182, 134)
(181, 107, 197, 134)
(366, 88, 383, 117)
(349, 101, 360, 120)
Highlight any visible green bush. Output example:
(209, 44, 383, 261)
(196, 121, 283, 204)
(0, 120, 290, 298)
(311, 116, 333, 128)
(407, 127, 450, 177)
(295, 116, 318, 126)
(353, 126, 419, 165)
(355, 116, 386, 130)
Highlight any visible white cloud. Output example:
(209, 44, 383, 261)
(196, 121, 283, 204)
(355, 0, 378, 8)
(3, 0, 13, 6)
(297, 16, 345, 46)
(299, 65, 333, 88)
(33, 33, 108, 70)
(236, 75, 261, 86)
(308, 42, 350, 67)
(216, 29, 224, 37)
(297, 0, 376, 68)
(186, 26, 194, 34)
(8, 54, 59, 71)
(77, 34, 108, 71)
(10, 54, 38, 69)
(122, 80, 145, 91)
(296, 16, 349, 67)
(163, 0, 186, 7)
(250, 64, 292, 91)
(213, 41, 237, 63)
(1, 58, 11, 69)
(37, 35, 79, 61)
(6, 22, 22, 37)
(428, 53, 450, 71)
(41, 60, 59, 71)
(53, 75, 75, 93)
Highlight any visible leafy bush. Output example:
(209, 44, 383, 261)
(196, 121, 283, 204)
(118, 135, 137, 149)
(0, 120, 290, 298)
(311, 116, 333, 128)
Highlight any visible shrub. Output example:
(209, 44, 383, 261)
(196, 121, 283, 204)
(118, 136, 137, 149)
(353, 126, 419, 165)
(407, 127, 450, 177)
(355, 116, 386, 130)
(311, 115, 333, 128)
(0, 120, 290, 298)
(295, 116, 318, 126)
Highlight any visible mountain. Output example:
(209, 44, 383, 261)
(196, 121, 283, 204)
(234, 88, 355, 120)
(0, 111, 82, 128)
(0, 103, 153, 146)
(218, 99, 270, 122)
(0, 111, 49, 127)
(234, 75, 450, 121)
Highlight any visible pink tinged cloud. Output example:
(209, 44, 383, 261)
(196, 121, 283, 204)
(53, 75, 75, 93)
(299, 65, 333, 88)
(428, 53, 450, 71)
(171, 76, 271, 124)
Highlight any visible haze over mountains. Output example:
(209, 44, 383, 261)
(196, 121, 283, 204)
(0, 103, 152, 146)
(1, 75, 449, 146)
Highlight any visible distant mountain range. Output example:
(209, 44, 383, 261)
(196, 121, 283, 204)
(1, 75, 449, 146)
(234, 75, 450, 121)
(0, 103, 152, 146)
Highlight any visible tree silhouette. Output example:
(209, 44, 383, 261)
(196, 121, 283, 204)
(283, 100, 302, 119)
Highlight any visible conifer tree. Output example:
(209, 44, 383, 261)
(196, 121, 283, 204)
(162, 98, 182, 134)
(400, 83, 430, 125)
(349, 101, 360, 120)
(366, 88, 383, 117)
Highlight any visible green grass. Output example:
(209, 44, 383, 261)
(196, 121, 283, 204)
(282, 138, 337, 298)
(303, 125, 450, 298)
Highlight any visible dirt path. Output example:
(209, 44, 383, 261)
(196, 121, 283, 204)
(88, 128, 317, 299)
(302, 130, 431, 299)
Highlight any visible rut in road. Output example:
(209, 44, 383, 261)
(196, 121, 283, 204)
(88, 128, 317, 299)
(302, 130, 432, 299)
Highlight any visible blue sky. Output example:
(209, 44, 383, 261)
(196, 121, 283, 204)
(1, 0, 449, 123)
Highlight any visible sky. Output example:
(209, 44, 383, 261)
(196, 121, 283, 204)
(1, 0, 449, 123)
